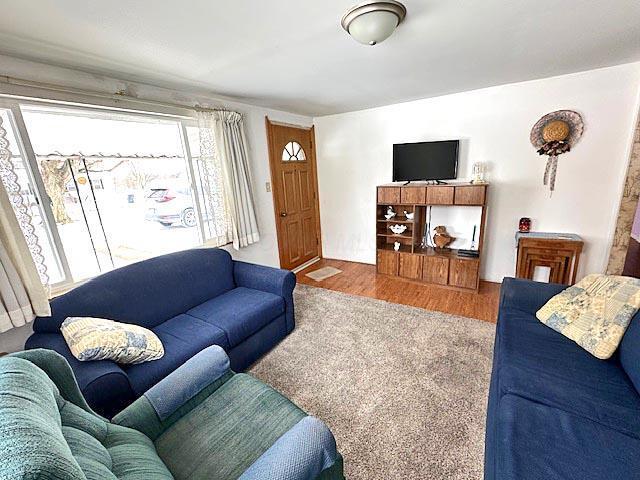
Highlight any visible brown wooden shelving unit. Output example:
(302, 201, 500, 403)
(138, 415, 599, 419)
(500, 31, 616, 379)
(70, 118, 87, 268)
(376, 183, 489, 292)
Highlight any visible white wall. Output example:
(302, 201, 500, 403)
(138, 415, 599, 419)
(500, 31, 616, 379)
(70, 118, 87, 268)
(0, 55, 312, 352)
(314, 63, 640, 283)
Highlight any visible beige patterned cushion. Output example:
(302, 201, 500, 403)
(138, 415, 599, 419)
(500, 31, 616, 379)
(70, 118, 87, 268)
(61, 317, 164, 364)
(536, 274, 640, 359)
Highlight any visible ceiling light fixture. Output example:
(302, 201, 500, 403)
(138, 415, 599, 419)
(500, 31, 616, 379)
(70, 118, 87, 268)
(341, 1, 406, 46)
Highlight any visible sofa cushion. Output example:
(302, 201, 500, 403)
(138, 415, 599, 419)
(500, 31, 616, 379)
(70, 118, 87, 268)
(34, 248, 236, 332)
(496, 394, 640, 480)
(155, 373, 306, 480)
(496, 306, 640, 436)
(187, 287, 285, 347)
(619, 313, 640, 395)
(125, 314, 229, 395)
(60, 401, 173, 479)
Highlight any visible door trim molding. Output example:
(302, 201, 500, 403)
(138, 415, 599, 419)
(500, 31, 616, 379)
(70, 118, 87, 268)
(265, 116, 323, 269)
(309, 125, 324, 262)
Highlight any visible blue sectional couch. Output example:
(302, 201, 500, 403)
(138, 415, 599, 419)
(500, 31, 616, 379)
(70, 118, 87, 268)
(26, 248, 296, 418)
(486, 277, 640, 480)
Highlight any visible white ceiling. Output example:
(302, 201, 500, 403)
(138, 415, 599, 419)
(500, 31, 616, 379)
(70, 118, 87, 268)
(0, 1, 638, 116)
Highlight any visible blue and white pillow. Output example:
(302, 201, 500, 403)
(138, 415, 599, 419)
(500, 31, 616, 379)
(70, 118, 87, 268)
(61, 317, 164, 364)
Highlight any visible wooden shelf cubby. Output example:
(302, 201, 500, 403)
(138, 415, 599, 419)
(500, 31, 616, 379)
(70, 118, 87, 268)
(375, 183, 488, 292)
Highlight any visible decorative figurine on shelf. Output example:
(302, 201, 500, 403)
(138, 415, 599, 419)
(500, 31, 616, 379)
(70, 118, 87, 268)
(471, 162, 487, 184)
(530, 110, 584, 194)
(389, 224, 407, 235)
(433, 225, 455, 249)
(393, 241, 401, 251)
(385, 206, 396, 220)
(519, 217, 531, 233)
(403, 210, 414, 220)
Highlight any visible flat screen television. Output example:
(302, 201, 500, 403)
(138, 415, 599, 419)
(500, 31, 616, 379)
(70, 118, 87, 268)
(392, 140, 459, 182)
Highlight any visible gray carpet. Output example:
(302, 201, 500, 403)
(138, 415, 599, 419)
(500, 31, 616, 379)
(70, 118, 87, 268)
(250, 284, 496, 480)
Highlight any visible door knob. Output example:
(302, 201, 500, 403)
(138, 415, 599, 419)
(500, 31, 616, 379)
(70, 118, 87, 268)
(280, 212, 287, 217)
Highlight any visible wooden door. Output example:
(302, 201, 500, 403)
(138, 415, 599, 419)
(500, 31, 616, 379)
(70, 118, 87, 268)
(423, 256, 449, 285)
(377, 250, 398, 275)
(399, 252, 422, 279)
(266, 118, 321, 270)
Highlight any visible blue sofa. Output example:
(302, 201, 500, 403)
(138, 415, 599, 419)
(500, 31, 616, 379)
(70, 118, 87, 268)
(25, 248, 296, 418)
(485, 278, 640, 480)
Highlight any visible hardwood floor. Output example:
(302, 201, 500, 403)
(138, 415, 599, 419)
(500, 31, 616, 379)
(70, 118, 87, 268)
(297, 258, 500, 323)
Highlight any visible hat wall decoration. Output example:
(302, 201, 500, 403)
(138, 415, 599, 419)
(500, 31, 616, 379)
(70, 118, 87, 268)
(530, 110, 584, 194)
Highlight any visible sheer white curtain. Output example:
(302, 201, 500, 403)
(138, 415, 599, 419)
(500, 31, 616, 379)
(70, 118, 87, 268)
(0, 116, 50, 332)
(197, 111, 260, 249)
(197, 112, 233, 246)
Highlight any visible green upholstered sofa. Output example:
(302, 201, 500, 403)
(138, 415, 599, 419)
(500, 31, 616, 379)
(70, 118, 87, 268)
(0, 347, 345, 479)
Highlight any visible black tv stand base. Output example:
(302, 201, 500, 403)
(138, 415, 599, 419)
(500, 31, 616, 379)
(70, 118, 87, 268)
(402, 180, 449, 185)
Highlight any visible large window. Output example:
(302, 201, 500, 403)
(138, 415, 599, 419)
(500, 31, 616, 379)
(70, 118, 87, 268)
(0, 99, 222, 291)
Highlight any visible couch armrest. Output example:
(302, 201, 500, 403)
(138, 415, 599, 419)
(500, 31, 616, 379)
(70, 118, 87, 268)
(113, 346, 233, 440)
(239, 416, 339, 480)
(499, 277, 567, 315)
(233, 261, 296, 332)
(25, 333, 134, 418)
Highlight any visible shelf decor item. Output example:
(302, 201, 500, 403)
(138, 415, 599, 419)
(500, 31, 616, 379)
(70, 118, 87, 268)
(530, 110, 584, 194)
(389, 224, 407, 235)
(471, 162, 487, 184)
(393, 241, 401, 251)
(404, 210, 414, 220)
(433, 225, 455, 249)
(385, 206, 396, 220)
(519, 217, 531, 232)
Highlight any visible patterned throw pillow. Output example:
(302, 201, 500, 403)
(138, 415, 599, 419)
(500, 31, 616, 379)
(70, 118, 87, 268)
(61, 317, 164, 364)
(537, 274, 640, 359)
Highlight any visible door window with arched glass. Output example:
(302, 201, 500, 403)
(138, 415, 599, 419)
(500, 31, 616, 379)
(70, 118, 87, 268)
(282, 141, 306, 161)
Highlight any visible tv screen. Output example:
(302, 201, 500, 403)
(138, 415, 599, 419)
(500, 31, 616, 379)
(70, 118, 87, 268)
(392, 140, 459, 182)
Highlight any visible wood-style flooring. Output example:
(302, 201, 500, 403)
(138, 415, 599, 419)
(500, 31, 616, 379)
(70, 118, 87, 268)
(297, 258, 500, 323)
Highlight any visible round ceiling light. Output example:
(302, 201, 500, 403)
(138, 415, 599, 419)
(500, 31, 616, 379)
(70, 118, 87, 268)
(341, 1, 406, 46)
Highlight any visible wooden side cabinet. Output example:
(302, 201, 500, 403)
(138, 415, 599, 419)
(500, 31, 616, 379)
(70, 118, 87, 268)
(377, 249, 398, 275)
(515, 233, 583, 285)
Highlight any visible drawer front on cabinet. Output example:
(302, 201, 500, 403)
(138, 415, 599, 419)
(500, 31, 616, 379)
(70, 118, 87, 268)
(426, 186, 454, 205)
(422, 256, 449, 285)
(454, 185, 486, 205)
(400, 187, 426, 204)
(449, 258, 480, 289)
(377, 250, 399, 275)
(399, 253, 423, 279)
(377, 187, 401, 204)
